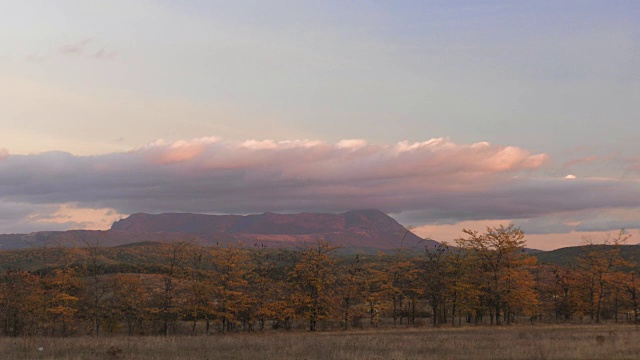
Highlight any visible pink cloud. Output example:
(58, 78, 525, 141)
(626, 157, 640, 172)
(0, 148, 8, 161)
(143, 137, 219, 164)
(563, 155, 602, 167)
(336, 139, 367, 150)
(143, 137, 547, 190)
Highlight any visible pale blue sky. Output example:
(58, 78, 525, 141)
(0, 1, 638, 248)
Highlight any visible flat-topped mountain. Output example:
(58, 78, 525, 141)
(1, 210, 434, 250)
(111, 209, 431, 249)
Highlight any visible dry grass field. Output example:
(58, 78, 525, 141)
(3, 324, 640, 360)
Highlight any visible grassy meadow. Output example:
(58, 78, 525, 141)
(3, 324, 640, 360)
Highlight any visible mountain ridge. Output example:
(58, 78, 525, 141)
(1, 210, 434, 250)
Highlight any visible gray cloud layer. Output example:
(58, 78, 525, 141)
(0, 138, 638, 233)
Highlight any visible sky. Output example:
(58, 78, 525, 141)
(0, 0, 638, 250)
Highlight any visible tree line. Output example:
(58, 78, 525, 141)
(0, 225, 635, 337)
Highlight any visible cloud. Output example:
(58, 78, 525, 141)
(0, 200, 124, 234)
(24, 54, 48, 62)
(412, 210, 640, 250)
(0, 201, 74, 233)
(20, 39, 116, 63)
(0, 149, 8, 161)
(36, 203, 125, 230)
(514, 216, 575, 235)
(336, 139, 367, 150)
(573, 208, 640, 232)
(0, 201, 54, 223)
(626, 157, 640, 173)
(59, 38, 91, 55)
(393, 176, 640, 227)
(93, 48, 118, 60)
(144, 137, 219, 164)
(563, 156, 601, 168)
(0, 137, 638, 235)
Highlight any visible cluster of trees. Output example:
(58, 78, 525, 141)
(0, 225, 636, 337)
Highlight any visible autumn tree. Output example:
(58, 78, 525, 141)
(155, 241, 191, 336)
(42, 268, 83, 336)
(289, 241, 339, 331)
(624, 270, 640, 323)
(0, 270, 46, 336)
(80, 233, 110, 336)
(538, 264, 583, 321)
(457, 224, 538, 325)
(380, 247, 417, 325)
(336, 255, 368, 329)
(608, 270, 629, 322)
(209, 244, 251, 333)
(421, 243, 449, 325)
(182, 246, 214, 335)
(444, 242, 478, 326)
(110, 273, 150, 335)
(245, 245, 292, 331)
(575, 230, 630, 323)
(419, 241, 479, 326)
(357, 261, 386, 327)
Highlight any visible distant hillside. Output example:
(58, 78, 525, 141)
(111, 209, 433, 249)
(0, 230, 189, 251)
(0, 210, 435, 250)
(534, 244, 640, 266)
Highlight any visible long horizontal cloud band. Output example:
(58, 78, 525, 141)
(0, 137, 638, 232)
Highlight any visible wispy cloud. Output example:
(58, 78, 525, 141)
(24, 54, 48, 62)
(20, 39, 116, 63)
(59, 38, 91, 55)
(562, 156, 602, 168)
(626, 157, 640, 172)
(92, 47, 118, 60)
